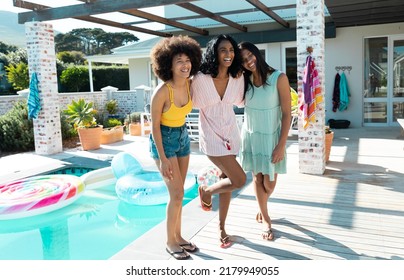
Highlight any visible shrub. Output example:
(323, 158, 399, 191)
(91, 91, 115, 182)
(5, 62, 29, 91)
(60, 113, 78, 140)
(127, 112, 141, 123)
(60, 66, 89, 92)
(0, 101, 34, 153)
(57, 51, 86, 65)
(92, 66, 129, 91)
(103, 118, 122, 128)
(63, 98, 98, 129)
(105, 99, 118, 115)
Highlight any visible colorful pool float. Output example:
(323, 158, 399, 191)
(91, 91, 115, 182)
(0, 175, 85, 220)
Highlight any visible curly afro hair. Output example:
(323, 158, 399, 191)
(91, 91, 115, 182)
(200, 34, 242, 78)
(150, 35, 202, 82)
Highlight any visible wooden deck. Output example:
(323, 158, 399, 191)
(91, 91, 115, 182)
(111, 127, 404, 260)
(2, 127, 402, 261)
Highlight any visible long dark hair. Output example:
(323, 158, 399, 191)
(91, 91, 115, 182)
(238, 41, 276, 99)
(200, 34, 242, 78)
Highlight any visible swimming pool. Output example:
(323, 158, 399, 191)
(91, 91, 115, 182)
(47, 166, 95, 176)
(0, 167, 198, 260)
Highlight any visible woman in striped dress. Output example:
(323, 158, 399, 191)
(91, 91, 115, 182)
(191, 34, 246, 248)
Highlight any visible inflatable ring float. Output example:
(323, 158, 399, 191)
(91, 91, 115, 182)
(111, 152, 197, 205)
(0, 174, 85, 220)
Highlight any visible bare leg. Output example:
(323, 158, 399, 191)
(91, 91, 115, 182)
(218, 191, 231, 246)
(200, 155, 246, 247)
(254, 173, 277, 240)
(174, 156, 197, 251)
(155, 157, 189, 258)
(200, 155, 246, 206)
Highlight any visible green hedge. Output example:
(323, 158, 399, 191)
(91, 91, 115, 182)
(59, 65, 129, 92)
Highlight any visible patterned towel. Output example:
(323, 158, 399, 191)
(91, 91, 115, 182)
(28, 72, 41, 119)
(300, 55, 323, 129)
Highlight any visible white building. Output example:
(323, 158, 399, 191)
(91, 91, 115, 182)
(86, 0, 404, 128)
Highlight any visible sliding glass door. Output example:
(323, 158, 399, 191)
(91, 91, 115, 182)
(364, 36, 404, 125)
(391, 35, 404, 123)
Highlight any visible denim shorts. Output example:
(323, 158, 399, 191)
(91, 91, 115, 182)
(149, 124, 191, 159)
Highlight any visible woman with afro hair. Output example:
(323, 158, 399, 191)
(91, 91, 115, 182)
(149, 35, 201, 260)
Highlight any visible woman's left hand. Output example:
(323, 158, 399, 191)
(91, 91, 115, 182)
(271, 144, 285, 164)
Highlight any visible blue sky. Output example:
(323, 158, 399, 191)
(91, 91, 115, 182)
(2, 0, 163, 41)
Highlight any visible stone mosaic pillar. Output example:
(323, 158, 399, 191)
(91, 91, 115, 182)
(26, 22, 62, 155)
(296, 0, 326, 174)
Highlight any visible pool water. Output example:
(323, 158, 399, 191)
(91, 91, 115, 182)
(0, 168, 198, 260)
(47, 166, 95, 176)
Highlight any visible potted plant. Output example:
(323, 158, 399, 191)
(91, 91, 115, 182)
(325, 125, 334, 163)
(126, 112, 142, 136)
(101, 118, 124, 144)
(105, 99, 119, 119)
(63, 98, 102, 151)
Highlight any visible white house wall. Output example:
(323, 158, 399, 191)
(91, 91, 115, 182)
(324, 22, 404, 128)
(124, 22, 403, 128)
(128, 57, 151, 90)
(254, 23, 404, 128)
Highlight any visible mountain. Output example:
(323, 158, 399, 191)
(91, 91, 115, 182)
(0, 11, 26, 48)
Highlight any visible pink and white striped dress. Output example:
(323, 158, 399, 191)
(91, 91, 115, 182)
(191, 72, 244, 156)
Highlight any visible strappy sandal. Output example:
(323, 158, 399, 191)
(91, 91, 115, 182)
(262, 228, 274, 241)
(220, 236, 232, 248)
(180, 242, 198, 253)
(166, 247, 190, 260)
(198, 186, 212, 211)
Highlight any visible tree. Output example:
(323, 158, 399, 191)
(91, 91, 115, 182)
(1, 48, 28, 66)
(0, 41, 18, 54)
(54, 28, 139, 55)
(97, 32, 139, 54)
(55, 33, 82, 53)
(60, 66, 89, 92)
(5, 62, 29, 90)
(57, 51, 86, 65)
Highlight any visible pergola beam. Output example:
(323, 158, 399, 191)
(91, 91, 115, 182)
(176, 2, 247, 32)
(13, 0, 172, 37)
(122, 9, 208, 36)
(246, 0, 290, 28)
(16, 0, 196, 24)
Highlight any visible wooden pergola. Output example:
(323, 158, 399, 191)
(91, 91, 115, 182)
(13, 0, 404, 39)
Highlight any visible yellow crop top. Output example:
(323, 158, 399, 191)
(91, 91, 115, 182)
(160, 80, 193, 127)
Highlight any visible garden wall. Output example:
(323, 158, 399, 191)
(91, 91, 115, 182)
(0, 87, 151, 117)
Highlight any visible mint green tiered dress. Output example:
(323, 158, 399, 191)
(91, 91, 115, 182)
(240, 70, 287, 180)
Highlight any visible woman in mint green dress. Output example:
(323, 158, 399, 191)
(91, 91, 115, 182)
(239, 42, 291, 240)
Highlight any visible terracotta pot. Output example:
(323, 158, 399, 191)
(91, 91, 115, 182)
(143, 122, 151, 135)
(325, 131, 334, 163)
(129, 123, 141, 136)
(77, 126, 102, 151)
(101, 126, 124, 144)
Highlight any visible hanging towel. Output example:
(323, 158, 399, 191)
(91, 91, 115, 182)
(338, 72, 350, 111)
(300, 55, 323, 129)
(28, 72, 41, 119)
(332, 73, 340, 112)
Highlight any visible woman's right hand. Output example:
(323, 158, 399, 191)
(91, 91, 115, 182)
(160, 158, 173, 180)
